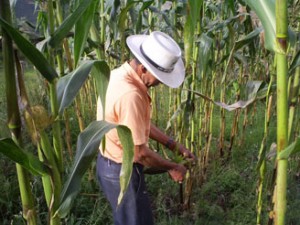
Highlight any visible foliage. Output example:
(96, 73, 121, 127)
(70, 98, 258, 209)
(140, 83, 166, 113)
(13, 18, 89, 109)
(56, 121, 133, 218)
(0, 0, 300, 224)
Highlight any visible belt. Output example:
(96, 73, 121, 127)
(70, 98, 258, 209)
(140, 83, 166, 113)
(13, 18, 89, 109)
(99, 153, 121, 165)
(99, 153, 144, 170)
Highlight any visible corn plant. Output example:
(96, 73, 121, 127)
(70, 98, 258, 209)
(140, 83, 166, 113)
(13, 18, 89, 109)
(0, 1, 135, 224)
(1, 0, 300, 224)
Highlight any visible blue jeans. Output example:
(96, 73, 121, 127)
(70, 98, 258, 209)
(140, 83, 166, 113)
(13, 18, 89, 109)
(96, 154, 154, 225)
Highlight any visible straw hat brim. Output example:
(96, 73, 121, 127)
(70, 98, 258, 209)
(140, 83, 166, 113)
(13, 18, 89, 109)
(126, 35, 185, 88)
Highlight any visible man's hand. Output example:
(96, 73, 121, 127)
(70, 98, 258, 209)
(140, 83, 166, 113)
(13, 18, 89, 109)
(168, 164, 187, 183)
(177, 146, 196, 164)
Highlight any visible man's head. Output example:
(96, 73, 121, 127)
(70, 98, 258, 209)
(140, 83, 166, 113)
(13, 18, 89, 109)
(126, 31, 185, 88)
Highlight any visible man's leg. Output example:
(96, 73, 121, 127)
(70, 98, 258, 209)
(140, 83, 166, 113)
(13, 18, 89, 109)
(96, 154, 154, 225)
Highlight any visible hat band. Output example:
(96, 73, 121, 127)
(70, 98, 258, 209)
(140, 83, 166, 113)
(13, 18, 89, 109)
(140, 46, 173, 73)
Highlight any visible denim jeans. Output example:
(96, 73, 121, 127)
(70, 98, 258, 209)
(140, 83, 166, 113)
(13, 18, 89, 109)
(96, 154, 154, 225)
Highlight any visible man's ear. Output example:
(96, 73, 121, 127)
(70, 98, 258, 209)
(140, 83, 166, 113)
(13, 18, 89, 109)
(141, 65, 147, 73)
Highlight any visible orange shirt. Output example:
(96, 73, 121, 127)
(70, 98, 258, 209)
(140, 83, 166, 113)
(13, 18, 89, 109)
(97, 62, 152, 163)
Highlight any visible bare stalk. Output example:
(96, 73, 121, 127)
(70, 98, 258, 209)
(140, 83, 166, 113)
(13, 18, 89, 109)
(273, 0, 289, 224)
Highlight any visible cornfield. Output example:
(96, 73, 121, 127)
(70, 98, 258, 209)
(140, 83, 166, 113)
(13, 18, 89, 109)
(0, 0, 300, 224)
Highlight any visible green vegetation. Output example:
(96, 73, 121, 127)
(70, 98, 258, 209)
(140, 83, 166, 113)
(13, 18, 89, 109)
(0, 0, 300, 224)
(1, 67, 298, 225)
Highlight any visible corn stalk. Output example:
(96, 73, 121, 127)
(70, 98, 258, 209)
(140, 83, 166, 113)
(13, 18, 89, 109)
(273, 0, 289, 224)
(256, 73, 275, 225)
(0, 1, 38, 224)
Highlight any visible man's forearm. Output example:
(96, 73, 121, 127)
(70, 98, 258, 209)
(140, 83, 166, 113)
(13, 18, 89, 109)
(149, 123, 196, 161)
(134, 144, 177, 170)
(150, 123, 176, 149)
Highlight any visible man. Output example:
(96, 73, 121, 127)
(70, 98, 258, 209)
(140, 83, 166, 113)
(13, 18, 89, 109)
(96, 31, 195, 225)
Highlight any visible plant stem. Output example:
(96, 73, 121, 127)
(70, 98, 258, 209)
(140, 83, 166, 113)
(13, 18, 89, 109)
(47, 0, 64, 173)
(287, 22, 300, 142)
(0, 1, 38, 224)
(274, 0, 288, 224)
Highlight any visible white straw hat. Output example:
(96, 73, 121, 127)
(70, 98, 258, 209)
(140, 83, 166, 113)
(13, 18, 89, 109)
(126, 31, 185, 88)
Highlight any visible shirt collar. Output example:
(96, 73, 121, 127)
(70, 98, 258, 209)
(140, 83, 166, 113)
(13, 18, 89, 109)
(123, 62, 148, 93)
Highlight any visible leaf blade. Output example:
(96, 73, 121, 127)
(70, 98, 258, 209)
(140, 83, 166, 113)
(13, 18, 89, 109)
(117, 125, 134, 205)
(56, 121, 134, 218)
(0, 138, 49, 176)
(278, 136, 300, 159)
(0, 18, 58, 82)
(57, 60, 110, 115)
(48, 0, 94, 48)
(74, 0, 99, 67)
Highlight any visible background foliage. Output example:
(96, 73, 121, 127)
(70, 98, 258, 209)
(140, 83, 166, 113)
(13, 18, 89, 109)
(0, 0, 300, 224)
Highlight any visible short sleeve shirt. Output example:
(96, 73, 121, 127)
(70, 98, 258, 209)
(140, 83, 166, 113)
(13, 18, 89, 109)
(97, 62, 152, 163)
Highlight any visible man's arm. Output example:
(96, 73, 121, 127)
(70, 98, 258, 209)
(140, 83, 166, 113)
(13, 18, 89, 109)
(149, 123, 196, 161)
(134, 144, 186, 182)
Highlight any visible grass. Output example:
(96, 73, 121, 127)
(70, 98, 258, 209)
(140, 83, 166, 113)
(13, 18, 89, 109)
(0, 63, 300, 225)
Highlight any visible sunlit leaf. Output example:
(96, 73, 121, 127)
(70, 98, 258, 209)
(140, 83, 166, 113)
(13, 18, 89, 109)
(244, 0, 275, 51)
(117, 126, 134, 205)
(74, 0, 99, 67)
(48, 0, 94, 48)
(57, 60, 110, 114)
(92, 61, 110, 115)
(0, 18, 58, 82)
(0, 138, 49, 176)
(56, 121, 134, 218)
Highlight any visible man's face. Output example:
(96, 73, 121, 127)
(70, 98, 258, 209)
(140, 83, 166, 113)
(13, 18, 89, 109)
(142, 70, 161, 88)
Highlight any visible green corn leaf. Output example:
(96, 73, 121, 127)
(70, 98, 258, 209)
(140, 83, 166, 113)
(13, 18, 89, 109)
(184, 0, 203, 66)
(278, 136, 300, 159)
(244, 0, 275, 52)
(55, 120, 134, 218)
(118, 1, 137, 32)
(289, 50, 300, 74)
(234, 27, 263, 51)
(48, 0, 94, 48)
(183, 15, 193, 67)
(135, 0, 153, 33)
(0, 138, 49, 176)
(206, 14, 242, 34)
(57, 60, 110, 114)
(74, 0, 99, 67)
(189, 0, 203, 24)
(245, 0, 296, 52)
(117, 125, 134, 205)
(197, 33, 213, 76)
(0, 18, 58, 82)
(110, 0, 121, 21)
(92, 61, 110, 116)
